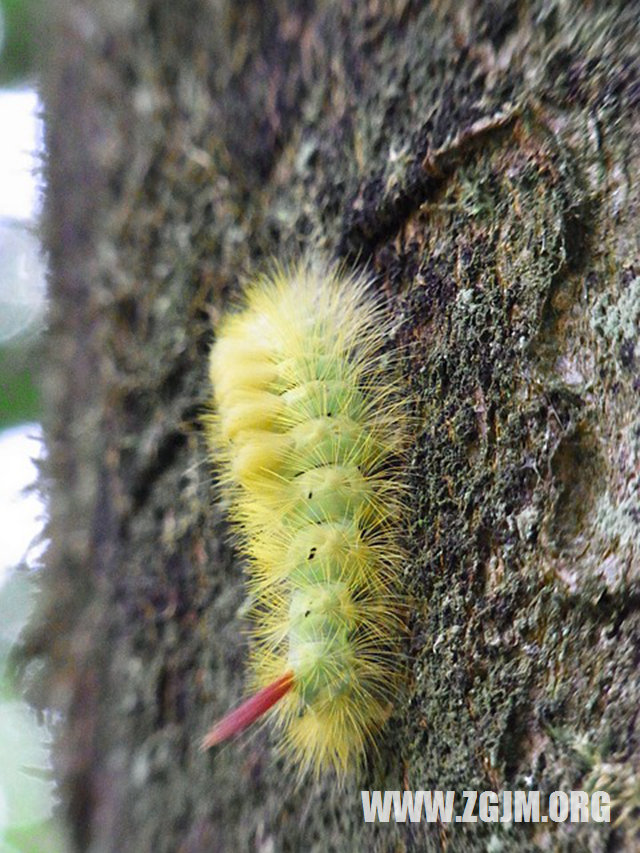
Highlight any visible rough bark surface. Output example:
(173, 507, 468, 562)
(29, 0, 639, 850)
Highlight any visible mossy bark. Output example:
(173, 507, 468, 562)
(31, 1, 639, 850)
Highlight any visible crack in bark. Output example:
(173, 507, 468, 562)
(338, 101, 527, 258)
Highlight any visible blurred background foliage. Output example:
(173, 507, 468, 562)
(0, 0, 36, 84)
(0, 0, 68, 849)
(0, 0, 44, 430)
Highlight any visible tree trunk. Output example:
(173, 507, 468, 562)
(31, 0, 639, 850)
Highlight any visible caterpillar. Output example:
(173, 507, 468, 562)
(202, 260, 409, 778)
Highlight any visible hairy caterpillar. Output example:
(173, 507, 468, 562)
(202, 260, 409, 778)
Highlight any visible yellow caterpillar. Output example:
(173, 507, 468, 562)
(202, 260, 409, 778)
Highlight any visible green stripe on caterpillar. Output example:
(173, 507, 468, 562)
(202, 260, 409, 778)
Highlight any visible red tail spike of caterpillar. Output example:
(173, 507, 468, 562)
(201, 671, 295, 750)
(203, 259, 409, 778)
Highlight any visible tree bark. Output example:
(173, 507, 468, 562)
(30, 0, 640, 850)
